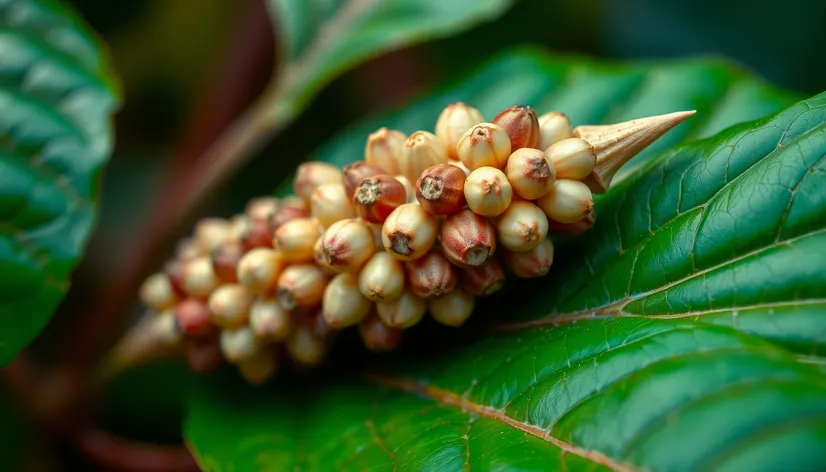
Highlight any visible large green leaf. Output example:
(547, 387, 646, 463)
(186, 50, 826, 471)
(0, 0, 120, 365)
(265, 0, 515, 122)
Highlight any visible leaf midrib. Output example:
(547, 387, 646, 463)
(365, 373, 639, 472)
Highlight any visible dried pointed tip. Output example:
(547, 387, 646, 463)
(574, 110, 695, 192)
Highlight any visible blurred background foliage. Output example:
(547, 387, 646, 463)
(11, 0, 826, 468)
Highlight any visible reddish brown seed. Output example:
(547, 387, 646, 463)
(504, 237, 554, 278)
(342, 161, 385, 201)
(294, 162, 342, 203)
(184, 336, 224, 373)
(241, 217, 274, 251)
(492, 105, 541, 150)
(547, 211, 595, 236)
(359, 315, 403, 351)
(175, 298, 217, 337)
(460, 259, 506, 297)
(405, 250, 458, 298)
(354, 175, 407, 223)
(211, 241, 245, 283)
(268, 198, 310, 232)
(415, 164, 467, 215)
(440, 209, 497, 268)
(164, 260, 187, 298)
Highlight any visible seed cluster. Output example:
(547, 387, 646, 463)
(135, 103, 693, 384)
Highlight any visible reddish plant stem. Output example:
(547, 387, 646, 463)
(63, 0, 276, 370)
(75, 426, 199, 472)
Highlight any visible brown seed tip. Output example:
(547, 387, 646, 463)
(574, 110, 696, 192)
(342, 161, 385, 200)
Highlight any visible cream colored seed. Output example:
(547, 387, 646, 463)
(311, 183, 356, 228)
(505, 148, 555, 200)
(381, 203, 438, 261)
(276, 264, 328, 310)
(220, 326, 260, 364)
(236, 248, 285, 294)
(434, 102, 485, 159)
(546, 138, 596, 180)
(504, 237, 554, 278)
(428, 289, 475, 327)
(538, 112, 574, 150)
(181, 256, 219, 297)
(322, 273, 372, 328)
(273, 218, 321, 263)
(394, 175, 417, 203)
(496, 201, 549, 252)
(456, 123, 511, 170)
(286, 326, 326, 366)
(399, 131, 449, 183)
(464, 166, 513, 217)
(245, 197, 280, 222)
(139, 273, 177, 310)
(249, 298, 292, 341)
(320, 218, 375, 273)
(358, 252, 405, 302)
(293, 161, 343, 203)
(237, 348, 277, 385)
(207, 284, 253, 329)
(536, 179, 594, 224)
(376, 290, 426, 328)
(228, 214, 249, 244)
(365, 127, 406, 175)
(152, 309, 182, 344)
(195, 218, 231, 254)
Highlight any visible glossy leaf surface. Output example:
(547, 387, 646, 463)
(0, 0, 119, 365)
(265, 0, 514, 120)
(187, 50, 826, 471)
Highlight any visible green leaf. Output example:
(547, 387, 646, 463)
(0, 0, 120, 365)
(187, 50, 826, 471)
(265, 0, 515, 121)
